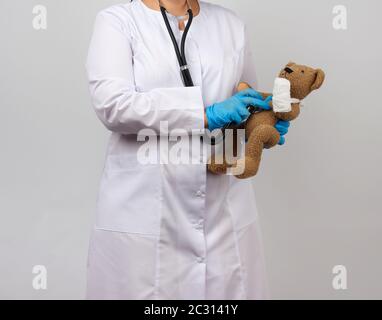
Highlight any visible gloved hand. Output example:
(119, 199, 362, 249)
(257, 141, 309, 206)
(205, 89, 271, 131)
(274, 120, 290, 145)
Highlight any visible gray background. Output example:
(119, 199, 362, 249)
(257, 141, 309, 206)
(0, 0, 381, 299)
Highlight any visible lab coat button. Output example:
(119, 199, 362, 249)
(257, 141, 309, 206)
(195, 219, 204, 230)
(196, 190, 202, 197)
(197, 257, 205, 263)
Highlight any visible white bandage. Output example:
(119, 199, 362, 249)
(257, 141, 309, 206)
(272, 77, 300, 113)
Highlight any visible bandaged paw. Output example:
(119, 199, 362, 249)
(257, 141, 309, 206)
(272, 77, 300, 113)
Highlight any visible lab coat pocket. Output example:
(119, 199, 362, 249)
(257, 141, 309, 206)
(215, 50, 241, 94)
(222, 49, 242, 92)
(95, 155, 161, 236)
(203, 48, 241, 82)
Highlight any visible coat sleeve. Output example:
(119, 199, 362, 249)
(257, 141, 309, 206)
(85, 10, 205, 135)
(239, 24, 258, 90)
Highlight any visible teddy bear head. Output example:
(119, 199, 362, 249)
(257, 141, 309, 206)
(278, 62, 325, 100)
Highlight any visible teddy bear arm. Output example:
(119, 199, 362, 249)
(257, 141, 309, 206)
(260, 92, 272, 99)
(260, 92, 273, 109)
(275, 103, 300, 121)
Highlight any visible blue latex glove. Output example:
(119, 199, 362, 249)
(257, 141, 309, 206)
(206, 89, 271, 131)
(275, 120, 290, 145)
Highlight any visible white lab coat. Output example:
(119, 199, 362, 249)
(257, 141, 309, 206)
(85, 0, 269, 300)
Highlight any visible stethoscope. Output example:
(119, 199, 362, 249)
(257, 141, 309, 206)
(158, 0, 262, 145)
(159, 0, 194, 87)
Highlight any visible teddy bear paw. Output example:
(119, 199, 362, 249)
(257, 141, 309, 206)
(208, 162, 228, 175)
(233, 157, 260, 179)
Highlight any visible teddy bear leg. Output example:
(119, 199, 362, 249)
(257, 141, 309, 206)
(262, 125, 280, 149)
(234, 124, 280, 179)
(232, 156, 260, 179)
(208, 154, 229, 175)
(208, 127, 242, 175)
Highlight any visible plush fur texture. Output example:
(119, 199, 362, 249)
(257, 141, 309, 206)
(208, 62, 325, 179)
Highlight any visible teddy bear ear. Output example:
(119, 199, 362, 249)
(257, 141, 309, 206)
(311, 69, 325, 91)
(287, 61, 296, 66)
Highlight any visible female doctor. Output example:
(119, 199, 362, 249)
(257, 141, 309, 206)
(85, 0, 289, 300)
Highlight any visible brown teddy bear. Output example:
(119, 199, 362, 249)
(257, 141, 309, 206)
(208, 62, 325, 179)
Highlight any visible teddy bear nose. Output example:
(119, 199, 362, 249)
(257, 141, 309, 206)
(284, 67, 294, 74)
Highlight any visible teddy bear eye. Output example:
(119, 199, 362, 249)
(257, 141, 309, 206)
(301, 70, 305, 73)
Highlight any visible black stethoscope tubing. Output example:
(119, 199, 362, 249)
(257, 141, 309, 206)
(159, 4, 194, 87)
